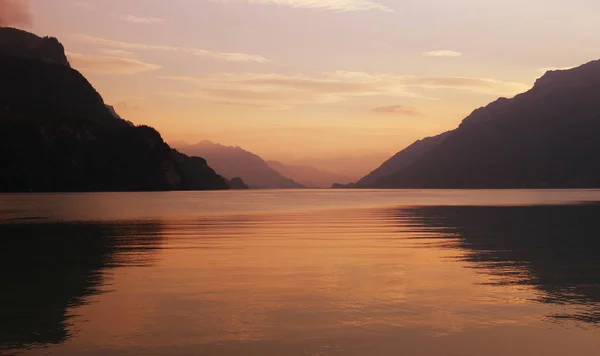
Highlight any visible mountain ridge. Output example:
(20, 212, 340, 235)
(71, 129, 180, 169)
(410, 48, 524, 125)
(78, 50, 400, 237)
(358, 60, 600, 189)
(175, 141, 305, 189)
(0, 26, 229, 192)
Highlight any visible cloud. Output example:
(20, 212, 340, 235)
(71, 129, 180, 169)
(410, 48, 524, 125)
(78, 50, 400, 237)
(328, 71, 530, 95)
(160, 72, 529, 109)
(67, 52, 162, 74)
(213, 0, 392, 12)
(70, 35, 270, 63)
(98, 48, 137, 57)
(373, 105, 419, 115)
(0, 0, 32, 27)
(397, 76, 524, 91)
(423, 50, 463, 57)
(114, 14, 165, 24)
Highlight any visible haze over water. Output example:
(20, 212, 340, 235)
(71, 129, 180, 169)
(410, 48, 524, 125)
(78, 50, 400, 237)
(2, 190, 600, 355)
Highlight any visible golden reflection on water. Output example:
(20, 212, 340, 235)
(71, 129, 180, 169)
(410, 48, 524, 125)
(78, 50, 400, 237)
(2, 191, 600, 355)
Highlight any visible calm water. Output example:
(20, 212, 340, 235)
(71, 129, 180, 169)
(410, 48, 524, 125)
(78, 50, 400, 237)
(2, 190, 600, 355)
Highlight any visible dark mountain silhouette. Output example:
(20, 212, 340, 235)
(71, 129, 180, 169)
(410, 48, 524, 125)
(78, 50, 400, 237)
(266, 160, 353, 188)
(360, 60, 600, 188)
(0, 27, 229, 192)
(175, 140, 304, 189)
(0, 27, 69, 66)
(0, 221, 164, 352)
(406, 204, 600, 324)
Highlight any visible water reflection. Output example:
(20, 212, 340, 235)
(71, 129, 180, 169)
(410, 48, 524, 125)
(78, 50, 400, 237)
(0, 222, 164, 352)
(406, 204, 600, 324)
(2, 197, 600, 355)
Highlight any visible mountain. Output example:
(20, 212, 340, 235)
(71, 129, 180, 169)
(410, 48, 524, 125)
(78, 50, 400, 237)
(175, 141, 304, 189)
(355, 131, 452, 187)
(361, 60, 600, 188)
(285, 153, 388, 180)
(266, 160, 353, 188)
(0, 27, 69, 66)
(227, 177, 249, 190)
(0, 27, 229, 192)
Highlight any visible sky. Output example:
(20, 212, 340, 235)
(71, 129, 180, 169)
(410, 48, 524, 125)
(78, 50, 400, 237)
(3, 0, 600, 176)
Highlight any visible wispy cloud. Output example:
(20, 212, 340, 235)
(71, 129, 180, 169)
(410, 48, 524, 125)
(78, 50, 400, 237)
(114, 14, 166, 24)
(67, 52, 162, 74)
(0, 0, 32, 27)
(160, 72, 529, 109)
(70, 35, 270, 63)
(373, 105, 419, 116)
(328, 71, 529, 95)
(213, 0, 392, 12)
(423, 50, 463, 57)
(98, 48, 137, 58)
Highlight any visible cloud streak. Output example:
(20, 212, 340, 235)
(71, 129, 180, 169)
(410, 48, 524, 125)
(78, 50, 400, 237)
(114, 14, 166, 24)
(70, 35, 270, 63)
(373, 105, 419, 116)
(160, 72, 530, 109)
(214, 0, 392, 12)
(0, 0, 32, 27)
(98, 48, 137, 58)
(67, 52, 162, 74)
(423, 50, 463, 57)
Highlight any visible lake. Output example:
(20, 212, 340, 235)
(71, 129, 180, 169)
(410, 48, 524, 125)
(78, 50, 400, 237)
(2, 190, 600, 355)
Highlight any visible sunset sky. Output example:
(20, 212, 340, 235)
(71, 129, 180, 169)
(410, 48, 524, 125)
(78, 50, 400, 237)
(5, 0, 600, 176)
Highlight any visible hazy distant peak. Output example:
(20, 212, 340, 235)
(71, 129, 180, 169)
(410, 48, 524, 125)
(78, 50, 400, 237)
(192, 140, 258, 156)
(177, 141, 304, 189)
(266, 160, 284, 168)
(197, 139, 216, 146)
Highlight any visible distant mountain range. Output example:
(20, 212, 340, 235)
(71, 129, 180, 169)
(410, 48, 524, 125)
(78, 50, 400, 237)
(266, 160, 354, 188)
(0, 27, 229, 192)
(175, 141, 304, 189)
(348, 60, 600, 188)
(286, 154, 387, 180)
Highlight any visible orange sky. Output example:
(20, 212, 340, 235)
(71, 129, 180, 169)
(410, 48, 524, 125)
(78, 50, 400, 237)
(6, 0, 600, 175)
